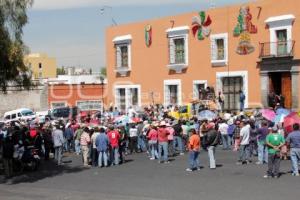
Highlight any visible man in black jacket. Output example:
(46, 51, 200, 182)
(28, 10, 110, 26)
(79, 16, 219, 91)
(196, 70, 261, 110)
(3, 132, 14, 178)
(205, 122, 221, 169)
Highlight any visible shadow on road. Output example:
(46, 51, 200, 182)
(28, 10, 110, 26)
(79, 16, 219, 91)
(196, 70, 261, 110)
(1, 157, 87, 185)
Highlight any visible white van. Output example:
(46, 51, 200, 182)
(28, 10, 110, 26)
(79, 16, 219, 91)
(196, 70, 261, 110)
(3, 108, 36, 122)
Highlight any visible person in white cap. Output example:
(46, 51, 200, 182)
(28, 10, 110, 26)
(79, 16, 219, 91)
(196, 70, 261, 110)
(264, 126, 285, 178)
(157, 121, 170, 163)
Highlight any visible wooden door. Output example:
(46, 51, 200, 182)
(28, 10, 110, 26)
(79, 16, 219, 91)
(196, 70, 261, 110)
(281, 72, 292, 108)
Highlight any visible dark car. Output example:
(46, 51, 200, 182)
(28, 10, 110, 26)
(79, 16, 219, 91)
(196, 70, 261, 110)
(51, 107, 78, 119)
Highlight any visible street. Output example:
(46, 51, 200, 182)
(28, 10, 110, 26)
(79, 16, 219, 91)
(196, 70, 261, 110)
(1, 149, 299, 200)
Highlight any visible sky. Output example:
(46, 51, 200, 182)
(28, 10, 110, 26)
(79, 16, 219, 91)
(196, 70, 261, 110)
(23, 0, 252, 72)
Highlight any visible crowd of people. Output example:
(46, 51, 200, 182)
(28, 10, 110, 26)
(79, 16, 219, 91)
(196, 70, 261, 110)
(0, 104, 300, 180)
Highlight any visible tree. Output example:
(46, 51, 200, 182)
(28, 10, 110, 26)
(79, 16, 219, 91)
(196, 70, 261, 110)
(57, 66, 66, 75)
(100, 67, 106, 76)
(0, 0, 33, 93)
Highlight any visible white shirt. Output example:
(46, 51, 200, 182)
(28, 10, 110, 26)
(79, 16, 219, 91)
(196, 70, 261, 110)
(128, 108, 137, 118)
(218, 123, 229, 135)
(240, 124, 250, 145)
(91, 132, 100, 149)
(129, 128, 138, 137)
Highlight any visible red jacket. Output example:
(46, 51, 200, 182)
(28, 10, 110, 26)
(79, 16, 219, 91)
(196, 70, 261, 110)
(108, 130, 120, 148)
(157, 128, 170, 143)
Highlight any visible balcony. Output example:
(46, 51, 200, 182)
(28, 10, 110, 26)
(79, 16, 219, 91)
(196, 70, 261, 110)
(259, 40, 295, 58)
(114, 67, 131, 77)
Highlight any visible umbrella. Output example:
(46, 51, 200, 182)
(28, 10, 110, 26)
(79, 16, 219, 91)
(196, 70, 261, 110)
(260, 109, 276, 121)
(276, 108, 291, 116)
(114, 115, 130, 125)
(198, 110, 217, 121)
(284, 112, 300, 133)
(273, 114, 286, 124)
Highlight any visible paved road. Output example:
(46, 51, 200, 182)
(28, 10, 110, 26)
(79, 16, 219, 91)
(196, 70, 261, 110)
(1, 150, 299, 200)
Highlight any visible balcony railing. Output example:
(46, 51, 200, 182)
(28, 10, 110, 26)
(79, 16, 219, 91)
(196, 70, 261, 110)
(259, 40, 295, 58)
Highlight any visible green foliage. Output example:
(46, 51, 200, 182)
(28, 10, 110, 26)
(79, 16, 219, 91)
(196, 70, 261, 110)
(100, 67, 106, 76)
(56, 66, 66, 75)
(0, 0, 33, 93)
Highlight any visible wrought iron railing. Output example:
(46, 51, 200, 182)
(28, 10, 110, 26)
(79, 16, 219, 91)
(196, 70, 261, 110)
(259, 40, 295, 58)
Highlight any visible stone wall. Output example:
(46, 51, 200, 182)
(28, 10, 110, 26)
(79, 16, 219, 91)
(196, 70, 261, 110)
(0, 85, 48, 118)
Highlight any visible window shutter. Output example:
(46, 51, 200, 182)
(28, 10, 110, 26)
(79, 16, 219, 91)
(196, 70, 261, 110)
(169, 38, 175, 64)
(164, 85, 170, 106)
(223, 37, 227, 61)
(211, 38, 217, 61)
(116, 46, 121, 68)
(193, 84, 198, 99)
(183, 36, 187, 64)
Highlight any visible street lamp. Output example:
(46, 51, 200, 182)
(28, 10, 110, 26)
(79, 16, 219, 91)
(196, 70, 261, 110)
(100, 76, 105, 115)
(100, 6, 117, 26)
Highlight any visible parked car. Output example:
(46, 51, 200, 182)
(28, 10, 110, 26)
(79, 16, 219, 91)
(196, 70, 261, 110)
(3, 108, 36, 123)
(50, 107, 78, 119)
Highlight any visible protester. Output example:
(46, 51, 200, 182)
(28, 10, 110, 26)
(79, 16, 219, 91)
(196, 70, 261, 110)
(286, 123, 300, 176)
(80, 127, 91, 167)
(236, 121, 250, 165)
(256, 121, 269, 165)
(264, 126, 285, 178)
(147, 123, 159, 160)
(95, 127, 109, 167)
(186, 128, 201, 172)
(107, 125, 120, 166)
(205, 122, 220, 169)
(157, 121, 170, 164)
(52, 124, 64, 166)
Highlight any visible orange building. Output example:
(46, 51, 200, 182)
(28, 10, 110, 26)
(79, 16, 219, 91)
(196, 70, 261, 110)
(106, 0, 300, 111)
(48, 84, 107, 111)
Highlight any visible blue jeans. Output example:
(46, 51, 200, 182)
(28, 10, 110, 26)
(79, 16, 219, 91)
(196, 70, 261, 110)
(238, 144, 250, 162)
(137, 136, 146, 151)
(75, 140, 81, 154)
(290, 148, 300, 175)
(221, 135, 230, 149)
(158, 142, 168, 162)
(110, 147, 119, 165)
(208, 146, 216, 169)
(98, 150, 108, 167)
(149, 140, 158, 159)
(188, 151, 200, 169)
(257, 142, 268, 164)
(173, 136, 183, 153)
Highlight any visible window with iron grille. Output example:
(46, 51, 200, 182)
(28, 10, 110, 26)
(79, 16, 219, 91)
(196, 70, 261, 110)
(120, 46, 128, 67)
(174, 38, 185, 64)
(216, 39, 225, 60)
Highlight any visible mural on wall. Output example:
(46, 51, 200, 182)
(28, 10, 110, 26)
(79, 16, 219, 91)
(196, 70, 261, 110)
(145, 24, 152, 47)
(192, 11, 212, 40)
(234, 6, 257, 55)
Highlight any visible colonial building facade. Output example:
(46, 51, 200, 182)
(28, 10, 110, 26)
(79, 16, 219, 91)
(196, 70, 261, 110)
(106, 0, 300, 111)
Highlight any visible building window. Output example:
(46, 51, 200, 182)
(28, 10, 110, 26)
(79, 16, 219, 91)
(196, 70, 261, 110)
(51, 102, 66, 109)
(166, 26, 189, 73)
(120, 45, 128, 67)
(216, 71, 248, 111)
(193, 80, 208, 100)
(164, 80, 182, 106)
(77, 100, 102, 111)
(113, 35, 132, 75)
(169, 37, 187, 65)
(39, 63, 42, 69)
(115, 85, 141, 111)
(216, 39, 225, 60)
(210, 33, 228, 66)
(116, 44, 130, 68)
(174, 38, 185, 64)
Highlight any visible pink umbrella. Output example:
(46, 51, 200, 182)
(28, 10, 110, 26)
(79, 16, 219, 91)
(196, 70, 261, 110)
(260, 109, 276, 121)
(284, 112, 300, 133)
